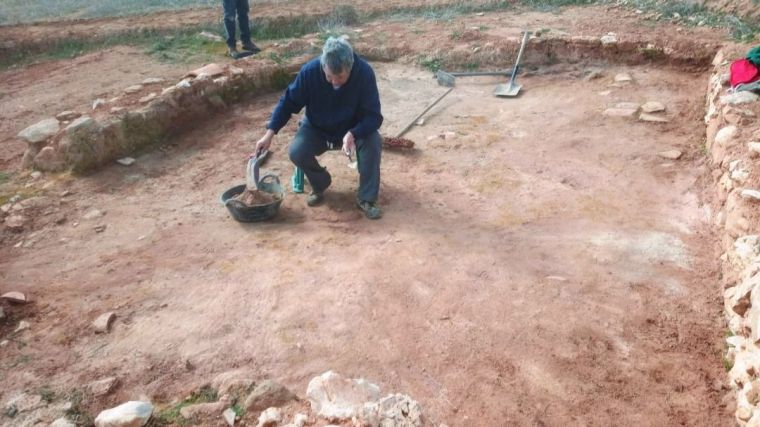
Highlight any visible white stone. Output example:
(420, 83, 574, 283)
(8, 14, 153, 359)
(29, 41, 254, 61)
(56, 111, 82, 121)
(307, 371, 381, 421)
(139, 93, 157, 104)
(293, 413, 308, 427)
(141, 77, 165, 85)
(117, 157, 135, 166)
(178, 401, 224, 419)
(223, 408, 236, 426)
(176, 80, 192, 89)
(639, 113, 669, 123)
(83, 209, 105, 220)
(603, 107, 638, 118)
(600, 33, 617, 44)
(749, 142, 760, 157)
(88, 377, 119, 397)
(17, 118, 60, 144)
(229, 66, 244, 75)
(657, 150, 682, 160)
(124, 85, 143, 94)
(92, 312, 115, 333)
(199, 31, 224, 42)
(715, 126, 739, 146)
(65, 116, 96, 133)
(94, 401, 153, 427)
(360, 394, 424, 427)
(1, 291, 28, 303)
(732, 169, 750, 183)
(30, 171, 42, 180)
(5, 392, 44, 413)
(722, 91, 760, 105)
(741, 190, 760, 201)
(257, 407, 282, 427)
(92, 98, 107, 110)
(641, 101, 666, 113)
(614, 73, 633, 83)
(14, 320, 30, 333)
(51, 418, 77, 427)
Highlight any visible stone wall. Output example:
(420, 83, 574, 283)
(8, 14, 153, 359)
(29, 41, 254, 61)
(14, 33, 719, 175)
(707, 49, 760, 426)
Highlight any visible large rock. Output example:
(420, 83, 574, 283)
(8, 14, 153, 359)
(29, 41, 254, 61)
(92, 312, 116, 333)
(17, 118, 60, 144)
(4, 392, 44, 413)
(94, 401, 153, 427)
(715, 125, 739, 146)
(178, 401, 225, 419)
(34, 146, 66, 172)
(211, 371, 255, 397)
(51, 418, 77, 427)
(1, 291, 28, 304)
(641, 101, 666, 113)
(257, 407, 282, 427)
(244, 380, 297, 412)
(360, 394, 424, 427)
(5, 214, 27, 231)
(306, 371, 381, 421)
(88, 377, 119, 397)
(722, 91, 760, 105)
(65, 116, 97, 134)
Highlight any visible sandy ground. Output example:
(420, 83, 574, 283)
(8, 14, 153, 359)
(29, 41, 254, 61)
(0, 56, 731, 425)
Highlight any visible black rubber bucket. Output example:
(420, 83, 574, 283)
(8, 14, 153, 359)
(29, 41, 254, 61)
(220, 174, 284, 222)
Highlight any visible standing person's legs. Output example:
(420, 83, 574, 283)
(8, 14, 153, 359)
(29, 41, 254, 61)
(356, 131, 382, 202)
(221, 0, 237, 49)
(288, 124, 332, 201)
(235, 0, 254, 49)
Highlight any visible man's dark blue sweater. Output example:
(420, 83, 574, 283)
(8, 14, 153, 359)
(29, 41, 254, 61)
(267, 54, 383, 144)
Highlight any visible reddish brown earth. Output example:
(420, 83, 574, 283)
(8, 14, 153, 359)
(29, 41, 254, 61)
(0, 2, 743, 426)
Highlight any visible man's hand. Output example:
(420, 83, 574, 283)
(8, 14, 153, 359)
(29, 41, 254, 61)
(342, 131, 356, 156)
(254, 130, 275, 157)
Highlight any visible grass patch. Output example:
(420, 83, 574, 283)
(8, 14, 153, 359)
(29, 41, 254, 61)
(65, 389, 94, 426)
(377, 1, 512, 22)
(419, 55, 444, 72)
(151, 386, 218, 426)
(605, 0, 760, 41)
(520, 0, 595, 11)
(0, 171, 11, 185)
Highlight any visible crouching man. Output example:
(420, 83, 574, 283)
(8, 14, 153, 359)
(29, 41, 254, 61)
(254, 37, 383, 219)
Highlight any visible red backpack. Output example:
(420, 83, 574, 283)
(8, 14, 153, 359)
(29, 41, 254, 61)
(730, 58, 760, 87)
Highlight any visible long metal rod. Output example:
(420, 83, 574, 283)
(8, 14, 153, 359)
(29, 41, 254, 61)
(395, 87, 454, 138)
(447, 70, 514, 77)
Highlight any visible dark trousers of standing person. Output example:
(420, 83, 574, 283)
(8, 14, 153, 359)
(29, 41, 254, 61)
(289, 122, 382, 203)
(222, 0, 251, 49)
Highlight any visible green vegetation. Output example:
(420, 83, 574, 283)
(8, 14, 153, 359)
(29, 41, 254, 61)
(601, 0, 760, 41)
(152, 386, 218, 426)
(0, 171, 11, 185)
(0, 0, 216, 25)
(419, 55, 444, 72)
(65, 389, 94, 426)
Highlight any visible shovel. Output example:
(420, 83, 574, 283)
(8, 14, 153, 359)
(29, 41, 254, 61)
(493, 31, 531, 97)
(246, 150, 268, 190)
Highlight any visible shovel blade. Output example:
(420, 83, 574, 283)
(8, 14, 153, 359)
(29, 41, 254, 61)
(493, 82, 522, 97)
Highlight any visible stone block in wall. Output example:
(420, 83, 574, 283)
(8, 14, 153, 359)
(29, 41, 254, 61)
(33, 146, 65, 172)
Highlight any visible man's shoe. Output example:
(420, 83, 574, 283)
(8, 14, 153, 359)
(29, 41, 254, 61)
(241, 42, 261, 54)
(356, 200, 382, 219)
(306, 192, 324, 207)
(228, 46, 239, 58)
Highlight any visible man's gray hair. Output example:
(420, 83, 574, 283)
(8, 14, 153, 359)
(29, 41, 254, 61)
(320, 36, 354, 74)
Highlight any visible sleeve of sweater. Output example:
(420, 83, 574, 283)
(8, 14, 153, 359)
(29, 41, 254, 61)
(349, 66, 384, 139)
(267, 68, 309, 134)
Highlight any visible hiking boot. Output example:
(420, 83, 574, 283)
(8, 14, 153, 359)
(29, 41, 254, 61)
(228, 46, 239, 58)
(306, 191, 324, 207)
(241, 41, 261, 54)
(356, 200, 382, 219)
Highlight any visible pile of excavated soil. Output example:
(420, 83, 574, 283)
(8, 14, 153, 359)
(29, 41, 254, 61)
(234, 188, 277, 206)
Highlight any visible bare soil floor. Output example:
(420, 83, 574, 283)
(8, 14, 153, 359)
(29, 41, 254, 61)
(1, 60, 731, 425)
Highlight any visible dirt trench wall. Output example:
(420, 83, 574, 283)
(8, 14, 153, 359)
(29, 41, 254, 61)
(16, 33, 718, 174)
(707, 49, 760, 425)
(18, 60, 302, 173)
